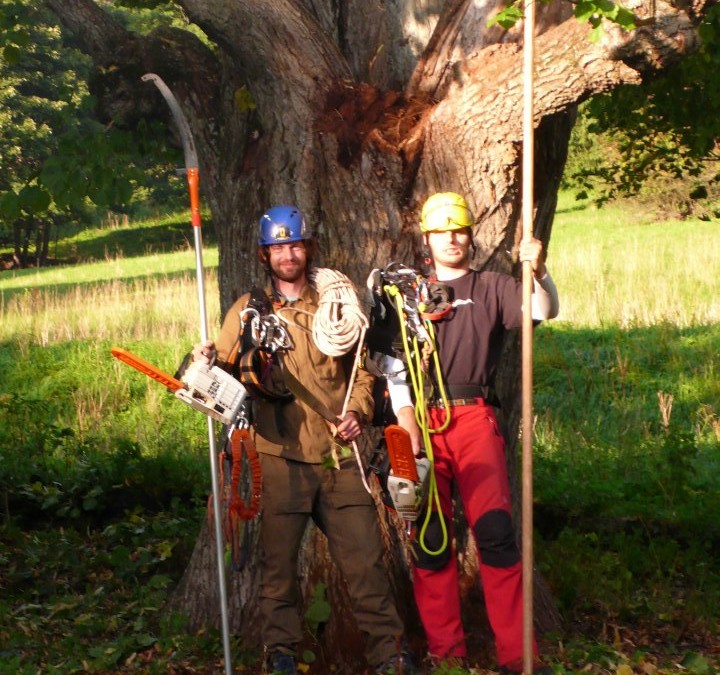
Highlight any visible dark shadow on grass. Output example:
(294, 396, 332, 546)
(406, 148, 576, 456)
(56, 216, 217, 261)
(0, 265, 216, 303)
(554, 202, 590, 214)
(2, 215, 217, 271)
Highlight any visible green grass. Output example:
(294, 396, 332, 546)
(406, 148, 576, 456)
(552, 193, 719, 327)
(0, 196, 719, 673)
(0, 248, 218, 293)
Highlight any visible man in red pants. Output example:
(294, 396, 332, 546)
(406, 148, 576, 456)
(408, 192, 559, 672)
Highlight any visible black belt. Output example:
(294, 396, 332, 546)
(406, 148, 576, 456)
(429, 384, 498, 408)
(430, 397, 483, 409)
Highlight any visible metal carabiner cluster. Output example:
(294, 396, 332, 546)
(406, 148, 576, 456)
(380, 264, 432, 344)
(239, 308, 293, 353)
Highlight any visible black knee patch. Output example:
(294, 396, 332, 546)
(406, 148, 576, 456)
(412, 511, 453, 570)
(473, 509, 520, 568)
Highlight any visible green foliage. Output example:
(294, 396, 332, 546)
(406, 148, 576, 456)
(0, 0, 31, 64)
(0, 342, 210, 527)
(489, 0, 635, 37)
(0, 0, 187, 265)
(304, 582, 331, 636)
(565, 4, 720, 216)
(0, 506, 251, 673)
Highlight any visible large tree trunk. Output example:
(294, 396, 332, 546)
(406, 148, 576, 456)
(44, 0, 714, 668)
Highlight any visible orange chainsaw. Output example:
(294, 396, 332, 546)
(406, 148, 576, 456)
(111, 346, 249, 427)
(382, 424, 431, 522)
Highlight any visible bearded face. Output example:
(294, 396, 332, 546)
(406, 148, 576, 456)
(267, 242, 308, 282)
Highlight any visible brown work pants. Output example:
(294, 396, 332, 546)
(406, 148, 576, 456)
(258, 452, 404, 667)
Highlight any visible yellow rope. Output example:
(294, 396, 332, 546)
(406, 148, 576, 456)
(384, 284, 449, 556)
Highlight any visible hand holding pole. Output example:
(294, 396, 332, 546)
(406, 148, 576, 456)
(521, 2, 536, 672)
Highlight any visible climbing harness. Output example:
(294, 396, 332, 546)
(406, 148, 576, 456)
(237, 307, 294, 401)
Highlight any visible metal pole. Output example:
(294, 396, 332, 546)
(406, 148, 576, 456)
(521, 1, 536, 673)
(142, 73, 233, 675)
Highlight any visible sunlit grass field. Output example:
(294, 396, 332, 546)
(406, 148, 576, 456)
(550, 192, 719, 327)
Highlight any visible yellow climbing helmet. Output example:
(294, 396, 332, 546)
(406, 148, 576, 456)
(420, 192, 474, 233)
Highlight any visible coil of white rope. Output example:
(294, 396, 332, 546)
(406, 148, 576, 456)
(309, 267, 373, 493)
(275, 267, 372, 491)
(307, 267, 369, 357)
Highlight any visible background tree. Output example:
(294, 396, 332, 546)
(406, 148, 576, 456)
(564, 4, 720, 216)
(37, 0, 717, 669)
(0, 0, 185, 268)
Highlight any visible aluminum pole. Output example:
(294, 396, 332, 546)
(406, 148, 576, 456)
(142, 73, 233, 675)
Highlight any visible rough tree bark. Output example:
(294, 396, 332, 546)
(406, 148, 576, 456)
(43, 0, 715, 669)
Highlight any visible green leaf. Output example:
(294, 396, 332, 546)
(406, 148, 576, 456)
(615, 7, 636, 29)
(680, 652, 711, 675)
(2, 43, 21, 64)
(574, 0, 597, 23)
(304, 581, 331, 631)
(18, 185, 51, 214)
(487, 4, 523, 29)
(135, 633, 157, 648)
(588, 23, 604, 42)
(234, 86, 256, 112)
(0, 190, 21, 220)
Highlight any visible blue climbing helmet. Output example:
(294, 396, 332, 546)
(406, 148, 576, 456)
(258, 205, 311, 246)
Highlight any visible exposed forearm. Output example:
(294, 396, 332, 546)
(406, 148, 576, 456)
(531, 269, 559, 320)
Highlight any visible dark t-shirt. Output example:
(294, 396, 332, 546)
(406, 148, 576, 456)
(433, 270, 522, 388)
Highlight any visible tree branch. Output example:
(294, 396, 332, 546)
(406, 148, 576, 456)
(44, 0, 131, 61)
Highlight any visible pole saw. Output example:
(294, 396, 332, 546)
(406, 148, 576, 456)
(138, 73, 234, 675)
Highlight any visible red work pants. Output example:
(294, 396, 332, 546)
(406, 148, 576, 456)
(412, 400, 537, 666)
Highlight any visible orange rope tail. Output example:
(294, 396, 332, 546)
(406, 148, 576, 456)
(208, 428, 262, 568)
(227, 427, 262, 521)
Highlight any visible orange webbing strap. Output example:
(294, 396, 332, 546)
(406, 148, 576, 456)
(237, 348, 265, 395)
(227, 427, 262, 521)
(208, 427, 262, 570)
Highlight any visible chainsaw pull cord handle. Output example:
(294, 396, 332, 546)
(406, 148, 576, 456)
(385, 285, 448, 556)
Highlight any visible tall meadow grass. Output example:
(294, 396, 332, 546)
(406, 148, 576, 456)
(551, 195, 719, 327)
(0, 250, 219, 346)
(0, 249, 221, 466)
(1, 200, 719, 667)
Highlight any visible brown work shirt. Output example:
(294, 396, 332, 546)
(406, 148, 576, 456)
(215, 281, 374, 464)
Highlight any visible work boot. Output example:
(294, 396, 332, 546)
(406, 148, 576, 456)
(498, 657, 552, 674)
(266, 648, 297, 675)
(375, 648, 418, 674)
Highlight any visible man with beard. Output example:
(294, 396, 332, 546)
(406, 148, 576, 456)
(399, 192, 559, 673)
(193, 205, 414, 675)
